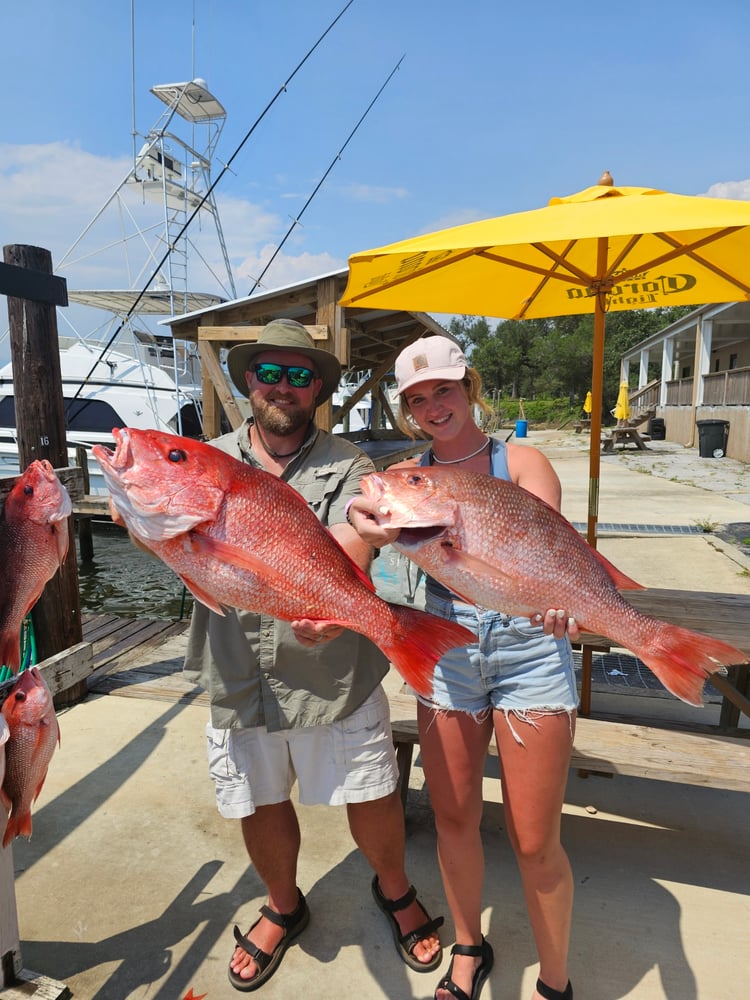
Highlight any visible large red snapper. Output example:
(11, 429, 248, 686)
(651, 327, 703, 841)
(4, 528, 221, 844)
(360, 466, 748, 707)
(1, 667, 60, 847)
(0, 461, 72, 673)
(92, 428, 475, 698)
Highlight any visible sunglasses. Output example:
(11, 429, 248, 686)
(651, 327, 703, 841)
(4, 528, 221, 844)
(252, 362, 317, 389)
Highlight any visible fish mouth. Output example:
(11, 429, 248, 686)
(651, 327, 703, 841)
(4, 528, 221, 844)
(92, 427, 132, 471)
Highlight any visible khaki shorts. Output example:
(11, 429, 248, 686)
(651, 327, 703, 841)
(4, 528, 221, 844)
(205, 684, 399, 819)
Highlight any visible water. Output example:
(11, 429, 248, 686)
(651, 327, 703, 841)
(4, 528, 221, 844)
(77, 525, 193, 620)
(76, 525, 422, 620)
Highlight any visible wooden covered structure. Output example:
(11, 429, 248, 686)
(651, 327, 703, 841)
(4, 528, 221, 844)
(162, 267, 449, 440)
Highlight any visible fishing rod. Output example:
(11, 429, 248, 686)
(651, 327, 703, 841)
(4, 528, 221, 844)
(248, 54, 405, 295)
(69, 0, 357, 407)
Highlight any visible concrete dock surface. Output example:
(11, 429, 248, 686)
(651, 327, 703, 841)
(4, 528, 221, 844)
(9, 430, 750, 999)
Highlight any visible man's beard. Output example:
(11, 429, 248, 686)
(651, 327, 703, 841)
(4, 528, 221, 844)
(251, 391, 313, 437)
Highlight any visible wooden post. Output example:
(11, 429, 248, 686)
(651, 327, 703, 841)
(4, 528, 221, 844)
(3, 245, 83, 680)
(75, 447, 94, 562)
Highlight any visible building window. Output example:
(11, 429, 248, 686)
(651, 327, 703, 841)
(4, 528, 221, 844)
(729, 353, 738, 370)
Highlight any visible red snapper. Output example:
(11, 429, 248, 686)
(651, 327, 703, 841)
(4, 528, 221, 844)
(92, 428, 475, 697)
(1, 667, 60, 847)
(360, 466, 748, 707)
(0, 461, 72, 673)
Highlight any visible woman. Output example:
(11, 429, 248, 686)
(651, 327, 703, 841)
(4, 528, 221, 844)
(347, 335, 577, 1000)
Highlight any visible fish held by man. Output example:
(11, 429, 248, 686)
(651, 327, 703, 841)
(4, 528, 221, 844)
(360, 466, 748, 707)
(1, 666, 60, 847)
(92, 428, 475, 698)
(0, 460, 72, 673)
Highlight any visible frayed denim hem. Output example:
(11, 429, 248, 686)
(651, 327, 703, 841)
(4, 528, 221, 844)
(417, 698, 576, 746)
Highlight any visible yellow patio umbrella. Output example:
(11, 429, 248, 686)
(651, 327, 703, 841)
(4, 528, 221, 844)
(583, 391, 592, 414)
(341, 175, 750, 546)
(613, 381, 631, 424)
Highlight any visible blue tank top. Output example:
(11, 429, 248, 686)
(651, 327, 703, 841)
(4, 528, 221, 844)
(420, 437, 510, 601)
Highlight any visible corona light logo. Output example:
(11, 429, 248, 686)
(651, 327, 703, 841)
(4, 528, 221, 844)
(566, 272, 697, 306)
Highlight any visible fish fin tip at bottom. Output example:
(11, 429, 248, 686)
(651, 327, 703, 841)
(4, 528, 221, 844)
(383, 604, 475, 698)
(2, 812, 32, 849)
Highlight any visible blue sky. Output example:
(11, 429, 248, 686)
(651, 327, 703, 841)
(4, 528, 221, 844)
(2, 0, 750, 328)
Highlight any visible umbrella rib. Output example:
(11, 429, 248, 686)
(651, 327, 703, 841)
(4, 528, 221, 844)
(344, 246, 487, 303)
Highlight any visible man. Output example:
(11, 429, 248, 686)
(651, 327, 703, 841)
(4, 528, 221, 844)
(184, 319, 443, 991)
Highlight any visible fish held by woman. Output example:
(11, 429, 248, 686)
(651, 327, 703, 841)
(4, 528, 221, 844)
(0, 460, 72, 673)
(360, 466, 748, 707)
(92, 428, 475, 698)
(1, 667, 60, 847)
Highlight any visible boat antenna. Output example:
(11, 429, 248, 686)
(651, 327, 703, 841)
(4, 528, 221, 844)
(69, 0, 357, 405)
(248, 55, 405, 295)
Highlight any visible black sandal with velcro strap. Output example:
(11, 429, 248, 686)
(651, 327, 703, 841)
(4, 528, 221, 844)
(228, 888, 310, 992)
(434, 937, 494, 1000)
(371, 875, 444, 972)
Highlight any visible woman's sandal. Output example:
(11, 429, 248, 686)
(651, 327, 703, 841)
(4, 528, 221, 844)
(434, 937, 494, 1000)
(536, 977, 573, 1000)
(228, 888, 310, 992)
(371, 875, 445, 972)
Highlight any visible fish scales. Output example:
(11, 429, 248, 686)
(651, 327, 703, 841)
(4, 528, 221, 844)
(0, 461, 72, 673)
(92, 428, 476, 697)
(361, 466, 749, 707)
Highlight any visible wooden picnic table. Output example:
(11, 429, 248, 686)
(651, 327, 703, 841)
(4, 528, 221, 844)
(602, 426, 651, 451)
(578, 587, 750, 726)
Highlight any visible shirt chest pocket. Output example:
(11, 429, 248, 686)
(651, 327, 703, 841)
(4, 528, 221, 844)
(301, 467, 341, 520)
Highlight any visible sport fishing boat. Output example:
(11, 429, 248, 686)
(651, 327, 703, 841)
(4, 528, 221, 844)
(0, 78, 236, 492)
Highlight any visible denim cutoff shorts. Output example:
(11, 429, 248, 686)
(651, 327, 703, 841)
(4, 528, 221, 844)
(423, 590, 579, 717)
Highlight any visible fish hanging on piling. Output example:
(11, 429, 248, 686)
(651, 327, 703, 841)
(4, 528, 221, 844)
(92, 428, 476, 698)
(360, 466, 749, 707)
(1, 667, 60, 847)
(0, 461, 72, 673)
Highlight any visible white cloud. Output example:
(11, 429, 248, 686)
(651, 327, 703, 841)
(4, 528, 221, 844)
(703, 179, 750, 201)
(341, 182, 409, 204)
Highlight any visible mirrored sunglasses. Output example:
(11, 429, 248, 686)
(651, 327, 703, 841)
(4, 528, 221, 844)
(252, 362, 316, 388)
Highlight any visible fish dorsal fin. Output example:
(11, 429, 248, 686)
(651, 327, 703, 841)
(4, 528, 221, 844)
(589, 547, 645, 590)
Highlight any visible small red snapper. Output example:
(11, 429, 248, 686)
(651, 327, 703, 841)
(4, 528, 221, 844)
(1, 667, 60, 847)
(361, 466, 748, 707)
(92, 428, 475, 698)
(0, 461, 72, 672)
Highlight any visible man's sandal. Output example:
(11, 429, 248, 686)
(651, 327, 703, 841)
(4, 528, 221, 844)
(435, 937, 494, 1000)
(371, 875, 444, 972)
(536, 978, 573, 1000)
(228, 888, 310, 992)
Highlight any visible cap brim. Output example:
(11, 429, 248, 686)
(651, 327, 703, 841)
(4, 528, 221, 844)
(398, 365, 466, 395)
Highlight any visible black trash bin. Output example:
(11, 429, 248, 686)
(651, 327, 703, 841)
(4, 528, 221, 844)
(696, 419, 729, 458)
(648, 417, 666, 441)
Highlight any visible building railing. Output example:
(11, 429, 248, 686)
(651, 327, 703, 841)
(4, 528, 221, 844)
(703, 366, 750, 405)
(665, 377, 694, 406)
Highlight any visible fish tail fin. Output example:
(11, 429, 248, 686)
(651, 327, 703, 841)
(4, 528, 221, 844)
(382, 604, 475, 698)
(0, 634, 20, 674)
(2, 810, 32, 849)
(640, 624, 748, 706)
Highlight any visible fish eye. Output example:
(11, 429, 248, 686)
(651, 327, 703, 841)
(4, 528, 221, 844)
(23, 485, 33, 496)
(406, 474, 424, 485)
(167, 449, 188, 463)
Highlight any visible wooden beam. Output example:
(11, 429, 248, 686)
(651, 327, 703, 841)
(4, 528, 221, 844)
(198, 341, 244, 435)
(197, 323, 329, 343)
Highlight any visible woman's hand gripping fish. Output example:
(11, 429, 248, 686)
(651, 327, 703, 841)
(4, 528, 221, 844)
(92, 428, 475, 698)
(360, 466, 748, 706)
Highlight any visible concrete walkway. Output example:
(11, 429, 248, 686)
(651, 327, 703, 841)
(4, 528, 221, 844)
(9, 431, 750, 1000)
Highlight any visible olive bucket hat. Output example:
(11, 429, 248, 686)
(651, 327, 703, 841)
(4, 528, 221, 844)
(227, 318, 341, 404)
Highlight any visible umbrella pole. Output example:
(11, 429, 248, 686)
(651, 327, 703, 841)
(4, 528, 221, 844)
(581, 256, 607, 718)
